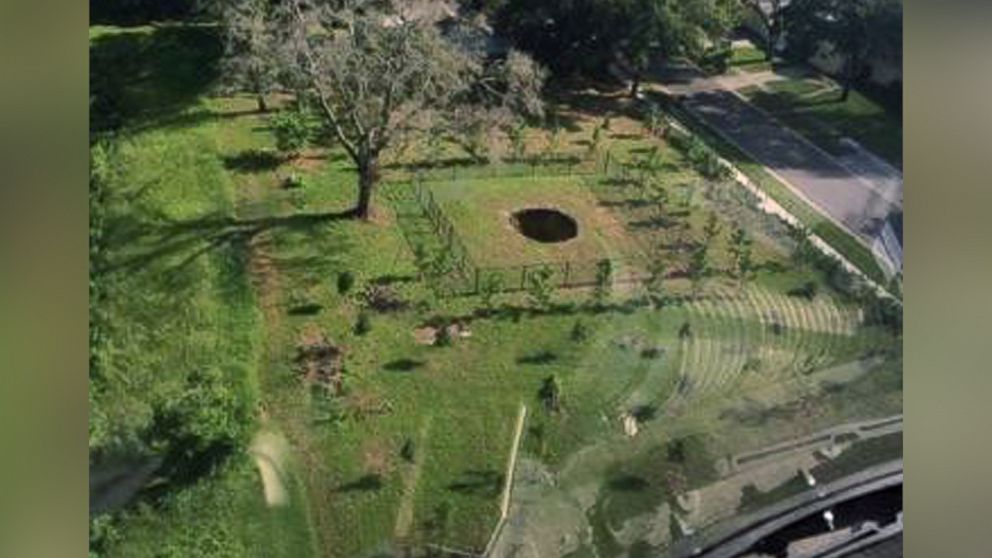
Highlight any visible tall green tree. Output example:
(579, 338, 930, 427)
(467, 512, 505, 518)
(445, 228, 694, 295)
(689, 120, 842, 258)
(496, 0, 737, 97)
(687, 245, 709, 298)
(783, 0, 902, 101)
(740, 0, 787, 59)
(272, 0, 546, 219)
(729, 224, 754, 290)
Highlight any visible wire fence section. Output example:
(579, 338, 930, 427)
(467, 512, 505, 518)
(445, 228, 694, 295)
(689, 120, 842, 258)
(409, 164, 650, 297)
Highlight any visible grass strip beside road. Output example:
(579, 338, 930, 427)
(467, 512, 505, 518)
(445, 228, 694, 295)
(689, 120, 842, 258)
(663, 100, 888, 285)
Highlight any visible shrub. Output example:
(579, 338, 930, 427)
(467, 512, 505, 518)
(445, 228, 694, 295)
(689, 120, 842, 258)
(591, 259, 613, 307)
(700, 43, 732, 74)
(570, 320, 591, 343)
(434, 324, 453, 347)
(790, 280, 818, 300)
(479, 273, 503, 313)
(289, 187, 307, 210)
(337, 271, 355, 294)
(354, 311, 372, 335)
(271, 109, 312, 158)
(400, 438, 416, 463)
(526, 266, 555, 310)
(283, 172, 306, 189)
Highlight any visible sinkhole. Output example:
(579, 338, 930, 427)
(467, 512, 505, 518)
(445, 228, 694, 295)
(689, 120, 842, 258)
(511, 208, 579, 243)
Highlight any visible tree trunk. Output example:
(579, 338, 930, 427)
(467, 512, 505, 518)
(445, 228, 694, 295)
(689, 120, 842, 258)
(256, 94, 268, 113)
(766, 24, 777, 61)
(629, 73, 641, 99)
(355, 156, 379, 220)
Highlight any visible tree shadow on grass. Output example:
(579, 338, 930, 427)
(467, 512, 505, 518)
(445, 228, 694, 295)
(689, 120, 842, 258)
(335, 474, 384, 493)
(103, 210, 355, 281)
(90, 24, 223, 133)
(517, 350, 558, 365)
(448, 470, 503, 496)
(222, 149, 284, 174)
(383, 358, 425, 372)
(288, 303, 323, 316)
(607, 474, 650, 492)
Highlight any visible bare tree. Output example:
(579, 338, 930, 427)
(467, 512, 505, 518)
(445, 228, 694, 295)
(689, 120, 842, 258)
(274, 0, 545, 219)
(219, 0, 280, 112)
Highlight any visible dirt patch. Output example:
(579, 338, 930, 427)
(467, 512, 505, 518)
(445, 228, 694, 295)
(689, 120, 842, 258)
(413, 321, 472, 345)
(295, 325, 345, 392)
(361, 438, 393, 476)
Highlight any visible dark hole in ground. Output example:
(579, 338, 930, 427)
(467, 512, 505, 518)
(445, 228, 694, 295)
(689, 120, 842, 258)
(511, 208, 579, 243)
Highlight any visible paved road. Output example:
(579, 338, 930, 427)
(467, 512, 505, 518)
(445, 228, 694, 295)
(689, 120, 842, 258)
(683, 89, 897, 242)
(653, 63, 903, 273)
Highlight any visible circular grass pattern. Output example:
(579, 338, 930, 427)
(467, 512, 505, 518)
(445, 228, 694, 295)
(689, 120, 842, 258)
(510, 208, 579, 244)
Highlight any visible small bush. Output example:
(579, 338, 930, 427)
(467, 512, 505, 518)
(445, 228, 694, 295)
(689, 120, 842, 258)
(271, 109, 312, 158)
(640, 347, 663, 360)
(337, 271, 355, 295)
(354, 312, 372, 336)
(400, 438, 416, 463)
(434, 325, 453, 347)
(289, 188, 307, 210)
(570, 320, 591, 343)
(700, 44, 732, 74)
(283, 172, 306, 189)
(789, 280, 818, 300)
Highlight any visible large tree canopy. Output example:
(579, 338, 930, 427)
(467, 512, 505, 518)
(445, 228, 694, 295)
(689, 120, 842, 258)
(263, 0, 545, 219)
(784, 0, 902, 100)
(494, 0, 737, 95)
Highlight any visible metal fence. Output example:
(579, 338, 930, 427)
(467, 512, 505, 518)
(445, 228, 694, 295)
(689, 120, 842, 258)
(410, 188, 648, 296)
(407, 157, 658, 297)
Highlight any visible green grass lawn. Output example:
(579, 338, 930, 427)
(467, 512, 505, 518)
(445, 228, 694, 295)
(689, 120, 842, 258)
(740, 78, 903, 168)
(91, 23, 901, 558)
(729, 46, 773, 73)
(428, 175, 644, 267)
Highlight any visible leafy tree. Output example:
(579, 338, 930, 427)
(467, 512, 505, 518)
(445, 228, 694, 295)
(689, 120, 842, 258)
(644, 101, 666, 137)
(740, 0, 787, 59)
(496, 0, 738, 97)
(591, 259, 613, 308)
(783, 0, 902, 101)
(588, 120, 605, 159)
(544, 122, 563, 163)
(274, 0, 546, 219)
(219, 0, 280, 112)
(400, 437, 416, 462)
(505, 120, 527, 162)
(702, 211, 722, 245)
(337, 270, 355, 294)
(729, 225, 754, 289)
(526, 265, 555, 310)
(789, 224, 816, 266)
(270, 107, 312, 158)
(434, 324, 454, 347)
(570, 319, 591, 342)
(479, 272, 503, 314)
(645, 258, 667, 308)
(355, 311, 372, 335)
(539, 374, 562, 412)
(687, 245, 709, 298)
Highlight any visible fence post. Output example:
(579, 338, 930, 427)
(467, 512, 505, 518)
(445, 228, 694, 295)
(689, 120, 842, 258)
(563, 261, 571, 288)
